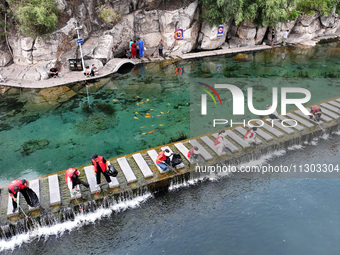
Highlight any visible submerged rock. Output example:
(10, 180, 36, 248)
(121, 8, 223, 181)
(39, 86, 77, 103)
(233, 53, 249, 61)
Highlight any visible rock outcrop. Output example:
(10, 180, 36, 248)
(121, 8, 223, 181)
(0, 0, 339, 81)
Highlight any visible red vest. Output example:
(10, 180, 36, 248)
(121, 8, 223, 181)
(156, 151, 167, 164)
(188, 148, 196, 159)
(92, 156, 107, 172)
(311, 105, 321, 114)
(8, 179, 25, 194)
(65, 168, 79, 183)
(214, 136, 224, 146)
(244, 130, 254, 139)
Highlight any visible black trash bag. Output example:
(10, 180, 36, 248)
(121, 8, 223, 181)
(171, 153, 183, 167)
(107, 165, 118, 177)
(26, 188, 40, 207)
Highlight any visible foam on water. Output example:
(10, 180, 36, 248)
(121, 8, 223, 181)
(288, 144, 305, 151)
(0, 193, 152, 252)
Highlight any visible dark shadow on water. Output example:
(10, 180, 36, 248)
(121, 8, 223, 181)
(117, 63, 135, 74)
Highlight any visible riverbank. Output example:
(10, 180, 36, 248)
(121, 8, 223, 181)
(1, 44, 272, 89)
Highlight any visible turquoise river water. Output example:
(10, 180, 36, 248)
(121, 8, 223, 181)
(0, 41, 339, 254)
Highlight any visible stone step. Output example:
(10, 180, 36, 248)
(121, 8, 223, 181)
(48, 174, 61, 206)
(200, 136, 226, 156)
(212, 133, 240, 152)
(132, 153, 154, 178)
(84, 166, 101, 194)
(147, 149, 167, 173)
(28, 179, 40, 211)
(225, 130, 250, 148)
(287, 113, 314, 128)
(336, 98, 340, 103)
(320, 108, 339, 120)
(70, 186, 81, 200)
(7, 194, 20, 217)
(277, 115, 304, 131)
(246, 125, 273, 141)
(189, 139, 213, 161)
(267, 119, 295, 134)
(256, 121, 284, 138)
(295, 110, 332, 122)
(174, 143, 191, 161)
(117, 157, 138, 183)
(235, 126, 262, 144)
(107, 161, 120, 188)
(328, 100, 340, 109)
(161, 146, 185, 169)
(320, 103, 340, 118)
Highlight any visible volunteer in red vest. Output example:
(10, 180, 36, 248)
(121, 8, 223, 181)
(91, 154, 111, 187)
(214, 130, 227, 154)
(309, 105, 322, 122)
(187, 146, 199, 164)
(65, 168, 89, 194)
(244, 127, 257, 144)
(156, 149, 172, 172)
(8, 179, 33, 213)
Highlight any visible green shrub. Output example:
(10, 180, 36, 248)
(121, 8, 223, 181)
(96, 5, 122, 23)
(7, 0, 59, 37)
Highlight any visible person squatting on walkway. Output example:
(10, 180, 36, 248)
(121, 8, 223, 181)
(187, 146, 200, 164)
(244, 127, 257, 145)
(156, 149, 172, 172)
(92, 154, 111, 187)
(214, 130, 228, 154)
(309, 105, 322, 122)
(65, 168, 89, 194)
(8, 179, 33, 213)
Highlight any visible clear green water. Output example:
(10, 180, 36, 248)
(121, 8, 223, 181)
(0, 42, 339, 184)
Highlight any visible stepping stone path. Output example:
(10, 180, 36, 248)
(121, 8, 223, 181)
(5, 97, 340, 218)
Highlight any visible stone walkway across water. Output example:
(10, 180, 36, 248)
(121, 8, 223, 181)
(0, 45, 271, 89)
(0, 97, 339, 226)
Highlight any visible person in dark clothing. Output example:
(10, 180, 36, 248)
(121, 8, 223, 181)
(266, 104, 279, 119)
(90, 64, 98, 76)
(158, 39, 164, 57)
(271, 28, 275, 46)
(49, 67, 58, 78)
(309, 105, 322, 122)
(91, 154, 111, 187)
(8, 179, 34, 213)
(65, 168, 89, 194)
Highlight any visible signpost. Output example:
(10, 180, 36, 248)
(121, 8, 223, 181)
(75, 26, 85, 72)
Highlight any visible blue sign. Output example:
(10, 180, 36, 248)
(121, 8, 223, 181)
(77, 39, 83, 44)
(217, 26, 224, 37)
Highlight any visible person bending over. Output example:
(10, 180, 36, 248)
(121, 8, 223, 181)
(65, 168, 89, 194)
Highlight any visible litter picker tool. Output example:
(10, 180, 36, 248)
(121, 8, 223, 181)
(316, 120, 325, 131)
(18, 204, 29, 219)
(72, 191, 82, 211)
(164, 161, 179, 175)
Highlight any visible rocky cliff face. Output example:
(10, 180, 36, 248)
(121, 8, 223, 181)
(1, 0, 339, 81)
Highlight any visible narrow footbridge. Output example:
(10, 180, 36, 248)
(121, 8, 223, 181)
(0, 97, 339, 233)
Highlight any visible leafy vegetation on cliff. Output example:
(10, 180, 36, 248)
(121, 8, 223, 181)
(5, 0, 59, 37)
(201, 0, 340, 26)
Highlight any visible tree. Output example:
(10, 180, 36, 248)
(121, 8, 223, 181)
(7, 0, 59, 37)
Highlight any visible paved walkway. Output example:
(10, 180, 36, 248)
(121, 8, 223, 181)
(0, 45, 271, 89)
